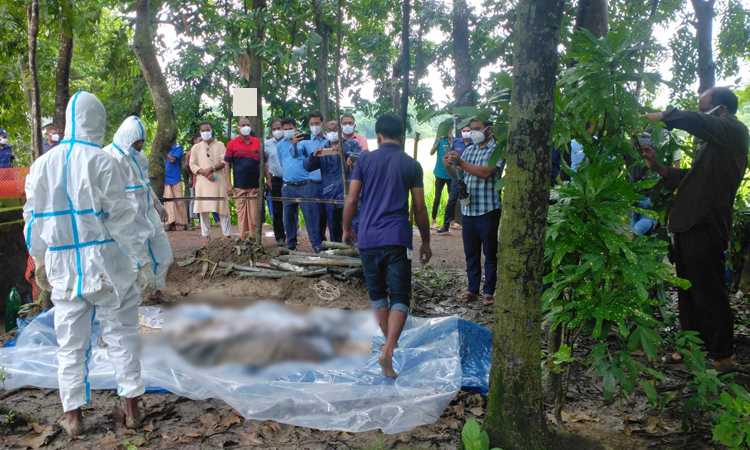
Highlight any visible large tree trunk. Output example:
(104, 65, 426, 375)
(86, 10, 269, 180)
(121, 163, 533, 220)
(133, 0, 178, 198)
(691, 0, 715, 94)
(54, 4, 74, 132)
(399, 0, 411, 134)
(453, 0, 474, 107)
(575, 0, 608, 37)
(313, 0, 332, 121)
(247, 0, 266, 138)
(27, 0, 43, 161)
(483, 0, 564, 447)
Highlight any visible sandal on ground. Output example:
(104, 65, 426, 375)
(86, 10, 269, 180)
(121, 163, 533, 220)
(459, 292, 478, 301)
(482, 294, 495, 305)
(166, 223, 177, 232)
(711, 359, 735, 373)
(430, 223, 440, 230)
(450, 224, 462, 230)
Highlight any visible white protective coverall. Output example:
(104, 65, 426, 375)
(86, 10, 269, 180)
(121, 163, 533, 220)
(102, 116, 173, 290)
(23, 92, 149, 412)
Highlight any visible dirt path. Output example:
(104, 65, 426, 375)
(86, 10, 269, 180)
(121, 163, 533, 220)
(2, 222, 736, 449)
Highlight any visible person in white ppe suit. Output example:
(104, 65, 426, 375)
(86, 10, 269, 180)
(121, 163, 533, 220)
(23, 92, 155, 436)
(102, 115, 174, 298)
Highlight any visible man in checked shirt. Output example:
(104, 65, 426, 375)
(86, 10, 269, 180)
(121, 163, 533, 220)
(444, 117, 505, 306)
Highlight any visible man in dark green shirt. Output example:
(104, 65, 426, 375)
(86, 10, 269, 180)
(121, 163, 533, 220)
(641, 87, 750, 369)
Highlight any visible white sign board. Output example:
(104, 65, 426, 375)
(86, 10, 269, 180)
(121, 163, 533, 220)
(232, 87, 258, 117)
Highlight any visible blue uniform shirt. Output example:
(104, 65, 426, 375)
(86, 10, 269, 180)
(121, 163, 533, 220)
(0, 145, 15, 169)
(296, 134, 327, 182)
(303, 138, 362, 204)
(351, 142, 424, 250)
(165, 144, 184, 185)
(277, 138, 312, 184)
(451, 138, 469, 155)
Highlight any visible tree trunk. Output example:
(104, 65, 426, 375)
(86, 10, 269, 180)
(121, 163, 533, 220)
(453, 0, 474, 107)
(54, 8, 74, 133)
(691, 0, 715, 94)
(133, 0, 178, 199)
(314, 0, 332, 121)
(248, 0, 266, 137)
(27, 0, 43, 161)
(483, 0, 563, 446)
(400, 0, 411, 135)
(575, 0, 609, 37)
(127, 74, 148, 118)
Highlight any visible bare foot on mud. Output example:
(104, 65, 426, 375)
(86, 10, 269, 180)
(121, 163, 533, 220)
(59, 409, 83, 436)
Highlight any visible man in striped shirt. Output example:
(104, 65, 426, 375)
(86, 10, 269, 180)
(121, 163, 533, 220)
(443, 118, 505, 306)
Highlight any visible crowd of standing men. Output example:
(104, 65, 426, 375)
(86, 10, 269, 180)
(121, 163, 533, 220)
(160, 112, 368, 251)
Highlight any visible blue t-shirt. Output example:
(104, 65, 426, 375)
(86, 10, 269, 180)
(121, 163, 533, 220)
(351, 143, 424, 250)
(451, 139, 469, 155)
(0, 145, 15, 169)
(433, 138, 451, 179)
(165, 144, 184, 185)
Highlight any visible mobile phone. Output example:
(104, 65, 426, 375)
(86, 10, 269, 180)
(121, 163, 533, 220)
(442, 144, 450, 154)
(318, 148, 339, 156)
(301, 133, 311, 141)
(638, 135, 652, 149)
(349, 154, 359, 163)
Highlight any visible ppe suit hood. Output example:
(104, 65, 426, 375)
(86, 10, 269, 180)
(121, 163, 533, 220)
(112, 116, 147, 153)
(63, 92, 106, 147)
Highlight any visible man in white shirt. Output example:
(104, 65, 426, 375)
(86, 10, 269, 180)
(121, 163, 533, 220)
(264, 118, 286, 246)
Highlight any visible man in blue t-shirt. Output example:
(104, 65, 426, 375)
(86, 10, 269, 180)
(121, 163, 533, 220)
(438, 124, 472, 233)
(343, 115, 432, 378)
(163, 142, 193, 231)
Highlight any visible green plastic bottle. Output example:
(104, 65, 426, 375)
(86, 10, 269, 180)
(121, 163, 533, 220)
(5, 288, 20, 332)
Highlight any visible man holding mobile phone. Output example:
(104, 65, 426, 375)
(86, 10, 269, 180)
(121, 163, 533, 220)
(304, 120, 362, 242)
(640, 87, 749, 370)
(276, 117, 323, 252)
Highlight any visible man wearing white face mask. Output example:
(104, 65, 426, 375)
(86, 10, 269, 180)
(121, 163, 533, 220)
(264, 118, 287, 246)
(341, 114, 369, 151)
(0, 128, 14, 168)
(225, 116, 271, 240)
(443, 118, 505, 306)
(189, 121, 232, 244)
(42, 123, 61, 154)
(303, 120, 362, 242)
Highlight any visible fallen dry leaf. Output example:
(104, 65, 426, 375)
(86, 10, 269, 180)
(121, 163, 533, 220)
(239, 432, 263, 445)
(258, 421, 284, 442)
(339, 432, 353, 440)
(469, 406, 485, 416)
(161, 433, 179, 442)
(217, 413, 241, 430)
(101, 433, 117, 445)
(185, 432, 203, 439)
(143, 421, 154, 432)
(644, 417, 666, 434)
(200, 410, 221, 431)
(453, 404, 465, 418)
(24, 424, 55, 449)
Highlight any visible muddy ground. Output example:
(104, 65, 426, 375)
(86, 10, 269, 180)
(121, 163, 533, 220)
(1, 223, 748, 449)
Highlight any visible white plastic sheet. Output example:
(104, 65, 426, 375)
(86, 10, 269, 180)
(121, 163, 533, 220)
(0, 302, 462, 434)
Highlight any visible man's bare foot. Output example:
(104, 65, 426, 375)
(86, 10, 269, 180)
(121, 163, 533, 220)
(59, 409, 83, 436)
(124, 397, 144, 429)
(201, 237, 212, 247)
(378, 351, 398, 378)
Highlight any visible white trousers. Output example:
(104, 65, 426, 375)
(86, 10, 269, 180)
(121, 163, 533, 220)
(53, 282, 144, 412)
(199, 212, 232, 237)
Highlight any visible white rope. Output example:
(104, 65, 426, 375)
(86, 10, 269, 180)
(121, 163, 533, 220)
(310, 280, 340, 301)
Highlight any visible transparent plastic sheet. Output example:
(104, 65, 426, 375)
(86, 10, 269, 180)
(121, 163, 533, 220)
(0, 303, 462, 434)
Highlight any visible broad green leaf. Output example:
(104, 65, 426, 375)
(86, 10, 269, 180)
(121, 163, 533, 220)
(603, 369, 617, 402)
(462, 419, 482, 450)
(640, 380, 658, 408)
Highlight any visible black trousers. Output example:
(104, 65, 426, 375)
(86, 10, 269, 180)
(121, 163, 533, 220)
(432, 177, 452, 221)
(271, 177, 286, 241)
(673, 224, 734, 359)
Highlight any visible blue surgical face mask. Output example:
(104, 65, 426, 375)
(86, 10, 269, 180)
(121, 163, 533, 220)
(129, 146, 139, 156)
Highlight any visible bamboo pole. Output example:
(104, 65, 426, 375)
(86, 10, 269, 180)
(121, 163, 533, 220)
(410, 132, 420, 224)
(322, 240, 350, 250)
(161, 196, 351, 205)
(255, 140, 266, 244)
(335, 0, 347, 197)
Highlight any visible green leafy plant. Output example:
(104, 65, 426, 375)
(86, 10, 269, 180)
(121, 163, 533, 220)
(461, 419, 502, 450)
(544, 28, 690, 420)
